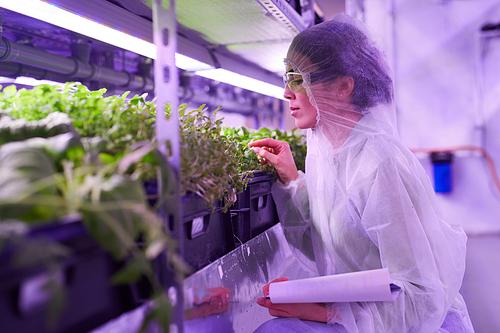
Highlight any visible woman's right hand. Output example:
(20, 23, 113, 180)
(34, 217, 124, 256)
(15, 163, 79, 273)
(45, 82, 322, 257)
(249, 138, 299, 185)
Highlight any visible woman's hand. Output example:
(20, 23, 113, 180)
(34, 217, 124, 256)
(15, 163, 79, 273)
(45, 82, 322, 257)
(256, 277, 327, 323)
(249, 138, 299, 185)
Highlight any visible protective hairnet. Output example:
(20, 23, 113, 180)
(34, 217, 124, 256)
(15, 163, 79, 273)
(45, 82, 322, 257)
(272, 13, 474, 332)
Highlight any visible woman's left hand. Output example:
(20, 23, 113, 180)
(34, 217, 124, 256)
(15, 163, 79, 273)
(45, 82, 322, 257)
(256, 277, 328, 323)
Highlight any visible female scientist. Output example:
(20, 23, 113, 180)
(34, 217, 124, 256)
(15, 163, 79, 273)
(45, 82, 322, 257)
(249, 13, 474, 333)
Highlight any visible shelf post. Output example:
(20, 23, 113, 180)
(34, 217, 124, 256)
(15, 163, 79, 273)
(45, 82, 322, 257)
(152, 0, 183, 332)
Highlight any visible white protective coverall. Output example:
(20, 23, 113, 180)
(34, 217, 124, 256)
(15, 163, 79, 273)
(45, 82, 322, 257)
(270, 13, 475, 333)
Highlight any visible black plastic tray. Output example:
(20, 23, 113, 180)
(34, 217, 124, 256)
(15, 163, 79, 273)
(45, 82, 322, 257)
(0, 217, 140, 333)
(181, 193, 235, 272)
(230, 171, 279, 246)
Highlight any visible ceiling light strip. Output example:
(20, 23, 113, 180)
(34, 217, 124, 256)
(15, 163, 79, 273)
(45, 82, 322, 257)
(0, 76, 64, 87)
(194, 68, 285, 100)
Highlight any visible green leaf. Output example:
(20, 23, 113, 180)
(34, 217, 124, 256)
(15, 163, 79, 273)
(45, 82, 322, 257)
(3, 84, 17, 95)
(45, 272, 68, 330)
(0, 141, 61, 221)
(118, 142, 156, 174)
(80, 173, 148, 259)
(139, 294, 172, 333)
(111, 257, 152, 284)
(98, 153, 117, 165)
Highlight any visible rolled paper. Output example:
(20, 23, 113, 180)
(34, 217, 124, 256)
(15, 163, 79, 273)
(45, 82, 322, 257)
(268, 268, 400, 304)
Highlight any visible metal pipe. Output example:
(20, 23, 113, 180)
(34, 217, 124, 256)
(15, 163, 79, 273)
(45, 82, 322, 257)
(0, 61, 70, 83)
(0, 37, 153, 91)
(0, 37, 84, 75)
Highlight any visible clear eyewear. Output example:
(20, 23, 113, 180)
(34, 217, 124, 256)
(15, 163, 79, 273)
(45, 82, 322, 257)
(283, 72, 304, 92)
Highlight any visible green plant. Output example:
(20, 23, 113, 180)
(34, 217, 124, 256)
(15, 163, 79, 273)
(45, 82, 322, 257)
(0, 80, 306, 331)
(0, 133, 188, 332)
(222, 126, 307, 173)
(0, 83, 156, 155)
(0, 82, 164, 184)
(1, 82, 309, 211)
(175, 104, 250, 212)
(0, 83, 250, 210)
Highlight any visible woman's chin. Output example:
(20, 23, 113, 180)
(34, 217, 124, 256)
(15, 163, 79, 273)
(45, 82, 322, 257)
(295, 121, 314, 130)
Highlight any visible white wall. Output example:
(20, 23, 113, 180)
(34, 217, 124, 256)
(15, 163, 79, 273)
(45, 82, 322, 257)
(348, 1, 500, 332)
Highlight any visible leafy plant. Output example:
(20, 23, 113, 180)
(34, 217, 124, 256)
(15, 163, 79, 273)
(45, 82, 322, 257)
(0, 83, 248, 210)
(175, 105, 250, 212)
(0, 133, 188, 332)
(0, 83, 156, 155)
(0, 82, 307, 211)
(222, 126, 307, 173)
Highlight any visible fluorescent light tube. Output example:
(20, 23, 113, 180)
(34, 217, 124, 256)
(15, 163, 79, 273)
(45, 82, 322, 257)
(195, 69, 286, 100)
(175, 54, 214, 71)
(0, 76, 64, 87)
(0, 0, 285, 100)
(14, 76, 65, 87)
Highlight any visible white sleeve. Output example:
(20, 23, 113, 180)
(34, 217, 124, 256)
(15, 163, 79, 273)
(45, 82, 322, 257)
(271, 171, 318, 267)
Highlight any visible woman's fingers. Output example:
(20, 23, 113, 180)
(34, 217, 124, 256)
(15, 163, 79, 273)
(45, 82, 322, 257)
(248, 138, 282, 148)
(252, 147, 278, 166)
(249, 139, 290, 156)
(257, 277, 290, 308)
(256, 300, 327, 322)
(256, 297, 267, 306)
(255, 299, 295, 318)
(262, 277, 290, 296)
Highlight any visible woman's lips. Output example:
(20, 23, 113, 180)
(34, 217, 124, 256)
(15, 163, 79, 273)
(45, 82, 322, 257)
(290, 107, 299, 117)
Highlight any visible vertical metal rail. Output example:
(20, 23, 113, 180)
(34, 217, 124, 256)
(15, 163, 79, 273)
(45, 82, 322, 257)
(152, 0, 183, 332)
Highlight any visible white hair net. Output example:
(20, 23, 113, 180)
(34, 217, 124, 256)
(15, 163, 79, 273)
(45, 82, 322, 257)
(272, 13, 474, 332)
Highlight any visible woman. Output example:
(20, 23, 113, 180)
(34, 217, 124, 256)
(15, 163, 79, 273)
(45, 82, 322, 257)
(249, 13, 474, 333)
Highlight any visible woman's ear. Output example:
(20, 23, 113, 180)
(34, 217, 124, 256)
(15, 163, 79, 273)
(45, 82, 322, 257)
(338, 76, 354, 98)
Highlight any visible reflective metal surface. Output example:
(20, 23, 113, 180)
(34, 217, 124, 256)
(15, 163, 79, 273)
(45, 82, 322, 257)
(90, 223, 317, 333)
(183, 222, 318, 333)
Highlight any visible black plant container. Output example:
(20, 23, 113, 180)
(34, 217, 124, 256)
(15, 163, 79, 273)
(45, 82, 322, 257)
(0, 216, 140, 333)
(144, 180, 236, 274)
(230, 171, 279, 247)
(181, 193, 235, 273)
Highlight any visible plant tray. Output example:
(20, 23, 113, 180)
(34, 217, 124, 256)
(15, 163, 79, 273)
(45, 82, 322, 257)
(230, 171, 279, 246)
(0, 216, 142, 333)
(144, 180, 237, 273)
(181, 193, 235, 273)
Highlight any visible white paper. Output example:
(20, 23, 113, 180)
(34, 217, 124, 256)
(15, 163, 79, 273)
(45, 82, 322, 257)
(268, 268, 400, 303)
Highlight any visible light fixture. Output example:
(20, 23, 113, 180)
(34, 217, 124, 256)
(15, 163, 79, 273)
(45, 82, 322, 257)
(195, 68, 286, 100)
(0, 76, 64, 87)
(175, 54, 214, 72)
(0, 0, 285, 100)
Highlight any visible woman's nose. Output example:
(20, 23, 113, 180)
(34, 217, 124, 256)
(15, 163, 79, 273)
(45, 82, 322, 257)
(283, 85, 294, 100)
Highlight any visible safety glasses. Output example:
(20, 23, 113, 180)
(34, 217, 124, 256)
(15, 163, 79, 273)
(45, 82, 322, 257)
(283, 72, 304, 92)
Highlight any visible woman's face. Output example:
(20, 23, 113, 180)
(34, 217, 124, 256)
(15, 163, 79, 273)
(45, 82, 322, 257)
(283, 67, 318, 129)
